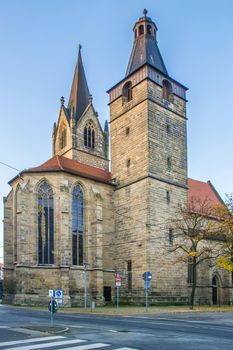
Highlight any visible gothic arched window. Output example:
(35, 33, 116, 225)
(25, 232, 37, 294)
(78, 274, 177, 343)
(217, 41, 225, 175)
(38, 182, 54, 265)
(122, 81, 133, 102)
(60, 128, 67, 149)
(72, 185, 84, 265)
(84, 121, 95, 150)
(162, 80, 173, 102)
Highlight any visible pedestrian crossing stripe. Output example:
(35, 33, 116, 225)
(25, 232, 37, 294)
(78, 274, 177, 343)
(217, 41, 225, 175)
(58, 344, 110, 350)
(0, 336, 64, 347)
(0, 335, 139, 350)
(3, 338, 85, 350)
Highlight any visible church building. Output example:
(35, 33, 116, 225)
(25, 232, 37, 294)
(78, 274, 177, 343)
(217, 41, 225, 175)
(3, 10, 231, 306)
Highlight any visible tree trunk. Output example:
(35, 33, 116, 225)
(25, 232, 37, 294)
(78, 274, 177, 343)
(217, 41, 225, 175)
(190, 258, 197, 309)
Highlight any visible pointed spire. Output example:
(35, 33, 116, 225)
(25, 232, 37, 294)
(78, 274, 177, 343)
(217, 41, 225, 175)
(126, 10, 167, 77)
(104, 120, 109, 133)
(68, 45, 90, 121)
(60, 96, 65, 106)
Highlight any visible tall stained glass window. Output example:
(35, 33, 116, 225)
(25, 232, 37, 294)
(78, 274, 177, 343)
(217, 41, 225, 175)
(72, 185, 84, 265)
(38, 182, 54, 264)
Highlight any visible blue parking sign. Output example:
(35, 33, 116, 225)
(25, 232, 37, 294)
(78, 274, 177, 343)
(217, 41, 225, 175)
(55, 290, 63, 298)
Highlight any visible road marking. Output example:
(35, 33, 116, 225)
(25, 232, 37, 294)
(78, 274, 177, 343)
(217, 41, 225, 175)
(0, 326, 9, 328)
(115, 348, 138, 350)
(0, 336, 64, 347)
(108, 329, 118, 332)
(59, 344, 110, 350)
(64, 324, 84, 328)
(3, 338, 85, 350)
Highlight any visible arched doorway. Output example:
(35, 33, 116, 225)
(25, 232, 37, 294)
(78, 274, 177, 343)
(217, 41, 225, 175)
(212, 276, 218, 305)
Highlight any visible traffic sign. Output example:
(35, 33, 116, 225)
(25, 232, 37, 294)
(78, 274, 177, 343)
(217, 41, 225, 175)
(48, 299, 58, 314)
(116, 281, 121, 287)
(55, 290, 63, 299)
(48, 289, 55, 297)
(142, 271, 152, 282)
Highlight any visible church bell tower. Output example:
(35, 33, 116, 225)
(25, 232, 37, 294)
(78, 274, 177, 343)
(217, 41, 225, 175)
(108, 10, 189, 299)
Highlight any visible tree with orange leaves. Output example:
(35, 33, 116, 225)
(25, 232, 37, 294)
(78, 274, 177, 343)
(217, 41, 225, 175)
(170, 197, 224, 309)
(213, 194, 233, 274)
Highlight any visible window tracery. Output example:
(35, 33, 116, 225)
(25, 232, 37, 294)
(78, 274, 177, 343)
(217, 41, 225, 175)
(72, 185, 84, 265)
(84, 121, 95, 149)
(38, 182, 54, 265)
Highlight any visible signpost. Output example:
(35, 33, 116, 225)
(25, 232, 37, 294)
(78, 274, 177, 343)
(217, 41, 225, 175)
(142, 271, 152, 312)
(48, 289, 61, 327)
(115, 274, 121, 310)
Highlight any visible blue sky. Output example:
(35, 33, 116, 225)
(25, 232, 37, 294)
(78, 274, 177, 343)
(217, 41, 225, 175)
(0, 0, 233, 262)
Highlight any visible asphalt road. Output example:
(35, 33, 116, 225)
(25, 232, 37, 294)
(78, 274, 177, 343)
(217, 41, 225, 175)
(1, 305, 233, 349)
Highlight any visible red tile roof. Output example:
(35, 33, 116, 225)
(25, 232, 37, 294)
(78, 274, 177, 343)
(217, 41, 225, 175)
(188, 178, 224, 209)
(20, 155, 112, 184)
(10, 156, 224, 209)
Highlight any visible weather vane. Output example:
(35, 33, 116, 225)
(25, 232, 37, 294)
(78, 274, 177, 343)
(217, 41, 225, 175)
(143, 8, 148, 17)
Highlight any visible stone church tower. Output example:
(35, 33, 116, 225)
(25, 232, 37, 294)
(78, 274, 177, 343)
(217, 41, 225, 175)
(108, 10, 188, 300)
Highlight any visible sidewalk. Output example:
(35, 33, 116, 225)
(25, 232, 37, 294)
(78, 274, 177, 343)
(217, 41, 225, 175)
(58, 304, 233, 316)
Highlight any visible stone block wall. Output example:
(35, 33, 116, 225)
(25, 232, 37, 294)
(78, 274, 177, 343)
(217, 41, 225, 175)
(3, 171, 115, 306)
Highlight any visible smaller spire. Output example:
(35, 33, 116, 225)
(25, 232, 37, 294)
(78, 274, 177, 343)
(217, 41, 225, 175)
(68, 44, 90, 121)
(60, 96, 65, 106)
(88, 94, 93, 104)
(53, 122, 57, 135)
(104, 120, 109, 133)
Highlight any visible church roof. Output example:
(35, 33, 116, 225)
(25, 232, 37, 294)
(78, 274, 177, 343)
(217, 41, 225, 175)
(126, 10, 168, 77)
(188, 178, 224, 208)
(15, 156, 111, 184)
(67, 45, 90, 121)
(126, 33, 168, 77)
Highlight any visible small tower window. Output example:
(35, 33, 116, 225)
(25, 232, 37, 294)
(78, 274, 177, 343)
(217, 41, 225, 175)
(122, 81, 133, 102)
(84, 121, 95, 150)
(147, 24, 152, 35)
(127, 159, 131, 168)
(125, 127, 130, 135)
(139, 25, 144, 35)
(167, 157, 172, 170)
(166, 124, 171, 133)
(162, 80, 173, 103)
(169, 229, 173, 245)
(166, 191, 170, 204)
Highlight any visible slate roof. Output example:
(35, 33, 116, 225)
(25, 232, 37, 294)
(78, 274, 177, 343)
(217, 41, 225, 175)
(67, 46, 90, 121)
(126, 34, 168, 77)
(126, 12, 167, 77)
(12, 156, 111, 184)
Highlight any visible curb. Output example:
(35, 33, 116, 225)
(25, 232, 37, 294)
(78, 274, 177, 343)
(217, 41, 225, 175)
(21, 326, 70, 334)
